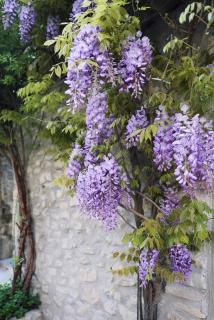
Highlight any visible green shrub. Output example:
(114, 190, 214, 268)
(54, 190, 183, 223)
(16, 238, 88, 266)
(0, 282, 40, 320)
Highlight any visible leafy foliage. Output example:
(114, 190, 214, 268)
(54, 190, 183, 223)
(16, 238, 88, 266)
(0, 282, 40, 320)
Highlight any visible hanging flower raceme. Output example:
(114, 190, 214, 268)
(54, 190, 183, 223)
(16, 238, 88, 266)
(69, 0, 93, 21)
(84, 90, 113, 167)
(65, 25, 116, 110)
(153, 104, 214, 194)
(76, 155, 123, 230)
(169, 244, 192, 280)
(2, 0, 17, 29)
(139, 250, 159, 287)
(172, 105, 209, 193)
(204, 120, 214, 182)
(153, 106, 174, 171)
(86, 91, 110, 134)
(46, 15, 59, 40)
(67, 144, 84, 181)
(125, 107, 149, 148)
(19, 4, 35, 43)
(118, 32, 152, 98)
(160, 186, 180, 217)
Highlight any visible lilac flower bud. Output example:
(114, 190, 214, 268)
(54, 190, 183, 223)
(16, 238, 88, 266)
(118, 33, 152, 98)
(160, 187, 179, 217)
(139, 249, 159, 287)
(153, 106, 173, 171)
(69, 0, 93, 21)
(67, 144, 84, 181)
(125, 107, 148, 148)
(169, 244, 192, 280)
(84, 90, 113, 167)
(65, 25, 116, 110)
(46, 15, 60, 40)
(153, 105, 214, 194)
(19, 4, 36, 43)
(2, 0, 17, 30)
(76, 155, 123, 230)
(172, 106, 208, 193)
(139, 252, 148, 288)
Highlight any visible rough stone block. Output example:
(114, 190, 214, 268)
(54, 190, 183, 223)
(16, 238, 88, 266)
(79, 268, 97, 282)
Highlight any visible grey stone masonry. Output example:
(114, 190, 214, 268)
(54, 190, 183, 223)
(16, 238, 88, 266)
(26, 150, 213, 320)
(28, 151, 137, 320)
(0, 156, 14, 259)
(159, 192, 214, 320)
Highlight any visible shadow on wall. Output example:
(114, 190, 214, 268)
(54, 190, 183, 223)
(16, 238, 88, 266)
(0, 200, 13, 260)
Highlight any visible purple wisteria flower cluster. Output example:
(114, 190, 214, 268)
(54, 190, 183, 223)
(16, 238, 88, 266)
(69, 0, 93, 21)
(204, 120, 214, 179)
(19, 4, 36, 43)
(125, 107, 149, 148)
(153, 104, 214, 193)
(65, 25, 115, 110)
(139, 245, 192, 286)
(160, 187, 180, 217)
(46, 15, 60, 40)
(153, 106, 173, 171)
(65, 2, 153, 230)
(118, 32, 152, 98)
(169, 244, 192, 280)
(66, 90, 126, 230)
(65, 5, 152, 110)
(139, 249, 159, 287)
(84, 90, 113, 166)
(67, 144, 84, 180)
(2, 0, 17, 30)
(76, 155, 123, 230)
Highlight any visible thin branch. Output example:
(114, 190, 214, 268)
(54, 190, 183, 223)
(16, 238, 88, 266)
(118, 211, 136, 230)
(119, 203, 148, 221)
(195, 14, 208, 26)
(19, 127, 26, 168)
(151, 77, 171, 85)
(135, 191, 166, 216)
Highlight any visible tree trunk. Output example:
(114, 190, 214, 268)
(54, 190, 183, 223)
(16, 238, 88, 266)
(10, 144, 35, 291)
(143, 280, 162, 320)
(134, 194, 162, 320)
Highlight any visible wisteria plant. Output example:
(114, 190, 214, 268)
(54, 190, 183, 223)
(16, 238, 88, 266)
(2, 0, 214, 319)
(43, 1, 214, 319)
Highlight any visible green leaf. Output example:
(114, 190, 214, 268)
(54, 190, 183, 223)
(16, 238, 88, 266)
(189, 12, 195, 22)
(55, 65, 62, 78)
(112, 252, 119, 258)
(120, 252, 126, 261)
(44, 39, 56, 46)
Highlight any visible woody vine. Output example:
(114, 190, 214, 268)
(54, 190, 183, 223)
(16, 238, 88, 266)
(1, 1, 214, 320)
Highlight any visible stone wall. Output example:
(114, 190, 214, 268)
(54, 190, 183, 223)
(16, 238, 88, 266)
(26, 150, 213, 320)
(28, 150, 137, 320)
(159, 192, 214, 320)
(0, 156, 14, 259)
